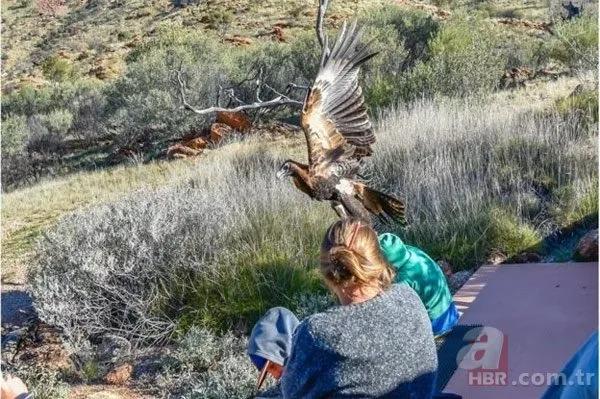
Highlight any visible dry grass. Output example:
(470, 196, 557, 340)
(1, 137, 297, 284)
(8, 75, 596, 398)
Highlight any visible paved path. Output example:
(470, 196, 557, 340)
(445, 262, 598, 399)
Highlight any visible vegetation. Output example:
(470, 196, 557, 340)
(4, 2, 597, 189)
(30, 93, 597, 350)
(544, 12, 598, 72)
(3, 0, 598, 396)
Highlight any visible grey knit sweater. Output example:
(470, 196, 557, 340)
(279, 283, 438, 398)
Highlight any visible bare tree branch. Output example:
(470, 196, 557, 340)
(174, 69, 302, 116)
(316, 0, 330, 68)
(175, 0, 329, 116)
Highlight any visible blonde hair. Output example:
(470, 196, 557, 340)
(320, 218, 395, 290)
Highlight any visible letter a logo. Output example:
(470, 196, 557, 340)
(457, 326, 504, 370)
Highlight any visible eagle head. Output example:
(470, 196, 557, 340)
(276, 161, 295, 179)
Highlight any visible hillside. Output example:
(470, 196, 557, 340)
(1, 0, 579, 91)
(1, 0, 598, 397)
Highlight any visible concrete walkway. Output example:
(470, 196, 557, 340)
(445, 262, 597, 399)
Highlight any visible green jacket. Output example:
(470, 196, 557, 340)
(378, 233, 453, 320)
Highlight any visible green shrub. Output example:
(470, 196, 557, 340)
(41, 54, 78, 82)
(555, 88, 599, 124)
(39, 109, 73, 136)
(544, 13, 598, 71)
(398, 15, 505, 100)
(2, 114, 28, 157)
(106, 24, 235, 144)
(360, 6, 438, 73)
(488, 208, 542, 256)
(359, 6, 438, 107)
(2, 85, 55, 116)
(108, 24, 320, 144)
(551, 179, 599, 228)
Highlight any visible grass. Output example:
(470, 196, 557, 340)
(27, 85, 597, 347)
(1, 138, 296, 283)
(371, 92, 597, 265)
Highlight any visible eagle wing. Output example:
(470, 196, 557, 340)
(301, 21, 378, 176)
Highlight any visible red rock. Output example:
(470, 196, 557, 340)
(574, 229, 598, 262)
(104, 363, 133, 385)
(216, 111, 251, 131)
(210, 122, 233, 143)
(224, 35, 253, 46)
(272, 26, 286, 42)
(166, 143, 201, 158)
(182, 137, 208, 150)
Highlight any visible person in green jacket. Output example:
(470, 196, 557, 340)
(379, 233, 459, 337)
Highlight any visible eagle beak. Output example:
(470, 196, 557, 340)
(276, 169, 290, 179)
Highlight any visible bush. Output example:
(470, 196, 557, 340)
(360, 6, 438, 74)
(105, 24, 241, 145)
(555, 88, 599, 124)
(2, 85, 55, 117)
(69, 84, 108, 139)
(106, 24, 321, 145)
(359, 6, 438, 107)
(488, 208, 542, 256)
(39, 109, 73, 136)
(30, 144, 333, 350)
(157, 327, 256, 398)
(41, 55, 77, 82)
(397, 15, 505, 101)
(544, 13, 598, 72)
(25, 115, 65, 155)
(2, 114, 28, 157)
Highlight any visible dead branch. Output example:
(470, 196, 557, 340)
(175, 69, 303, 116)
(176, 0, 329, 116)
(316, 0, 330, 68)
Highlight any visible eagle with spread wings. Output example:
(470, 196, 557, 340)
(276, 22, 407, 226)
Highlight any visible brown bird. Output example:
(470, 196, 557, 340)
(276, 22, 407, 226)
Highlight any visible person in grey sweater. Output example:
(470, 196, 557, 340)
(253, 218, 438, 398)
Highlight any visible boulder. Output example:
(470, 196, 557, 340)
(216, 111, 251, 131)
(574, 229, 598, 262)
(486, 250, 508, 265)
(210, 122, 233, 143)
(182, 137, 208, 150)
(104, 363, 133, 385)
(224, 35, 253, 46)
(166, 143, 201, 159)
(272, 26, 286, 42)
